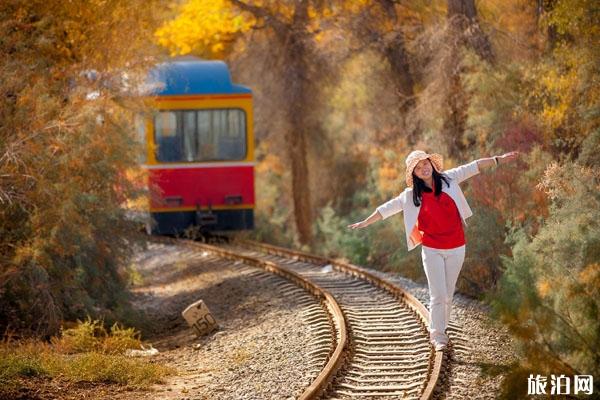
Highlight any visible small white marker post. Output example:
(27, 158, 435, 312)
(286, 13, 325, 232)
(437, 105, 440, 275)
(182, 300, 218, 336)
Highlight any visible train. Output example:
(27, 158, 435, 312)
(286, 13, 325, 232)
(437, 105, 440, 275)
(139, 56, 255, 235)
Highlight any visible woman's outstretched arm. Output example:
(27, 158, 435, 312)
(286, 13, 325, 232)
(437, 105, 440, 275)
(347, 210, 383, 229)
(476, 151, 520, 171)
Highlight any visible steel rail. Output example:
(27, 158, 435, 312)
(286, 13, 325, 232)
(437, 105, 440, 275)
(156, 236, 349, 399)
(233, 238, 444, 400)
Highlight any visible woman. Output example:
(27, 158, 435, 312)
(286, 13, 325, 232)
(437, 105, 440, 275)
(348, 149, 519, 351)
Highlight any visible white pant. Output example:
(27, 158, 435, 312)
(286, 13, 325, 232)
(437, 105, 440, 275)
(421, 244, 466, 344)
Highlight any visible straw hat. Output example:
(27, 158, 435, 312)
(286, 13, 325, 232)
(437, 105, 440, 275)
(405, 150, 444, 187)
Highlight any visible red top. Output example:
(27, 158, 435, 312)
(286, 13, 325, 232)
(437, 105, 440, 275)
(417, 180, 466, 249)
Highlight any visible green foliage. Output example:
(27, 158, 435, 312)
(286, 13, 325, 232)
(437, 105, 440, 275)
(314, 204, 370, 263)
(579, 127, 600, 168)
(460, 201, 509, 298)
(487, 161, 600, 392)
(53, 318, 105, 354)
(49, 352, 168, 386)
(0, 343, 48, 385)
(468, 1, 600, 393)
(312, 183, 424, 283)
(312, 202, 421, 276)
(462, 54, 527, 152)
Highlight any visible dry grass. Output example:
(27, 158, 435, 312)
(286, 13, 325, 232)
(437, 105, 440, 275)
(0, 318, 173, 391)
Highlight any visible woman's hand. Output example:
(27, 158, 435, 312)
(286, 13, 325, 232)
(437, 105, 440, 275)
(347, 210, 382, 229)
(498, 151, 520, 164)
(347, 220, 369, 230)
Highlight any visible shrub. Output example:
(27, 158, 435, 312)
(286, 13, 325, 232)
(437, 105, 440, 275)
(52, 317, 144, 355)
(102, 323, 143, 355)
(486, 161, 600, 396)
(0, 319, 170, 391)
(0, 0, 162, 336)
(52, 318, 105, 354)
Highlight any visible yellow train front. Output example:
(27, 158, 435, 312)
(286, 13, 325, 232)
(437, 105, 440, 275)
(143, 57, 255, 234)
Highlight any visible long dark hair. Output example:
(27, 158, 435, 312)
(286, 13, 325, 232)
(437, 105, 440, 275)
(412, 160, 451, 207)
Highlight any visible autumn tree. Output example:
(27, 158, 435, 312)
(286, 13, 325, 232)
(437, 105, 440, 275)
(344, 0, 424, 145)
(489, 161, 600, 397)
(0, 0, 163, 335)
(484, 0, 600, 395)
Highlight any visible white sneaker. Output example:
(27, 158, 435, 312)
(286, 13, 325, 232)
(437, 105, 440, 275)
(434, 342, 447, 351)
(430, 339, 448, 351)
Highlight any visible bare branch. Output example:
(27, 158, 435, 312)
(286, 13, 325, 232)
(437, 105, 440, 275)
(227, 0, 288, 37)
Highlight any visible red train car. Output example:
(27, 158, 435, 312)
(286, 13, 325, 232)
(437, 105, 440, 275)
(141, 57, 255, 234)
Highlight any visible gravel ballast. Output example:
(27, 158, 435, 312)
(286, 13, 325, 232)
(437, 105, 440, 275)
(129, 242, 323, 400)
(127, 240, 517, 399)
(367, 267, 518, 399)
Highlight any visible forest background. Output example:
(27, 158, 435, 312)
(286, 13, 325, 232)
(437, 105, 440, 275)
(1, 0, 598, 397)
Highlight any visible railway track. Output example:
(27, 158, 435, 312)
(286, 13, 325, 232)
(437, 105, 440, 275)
(160, 237, 447, 399)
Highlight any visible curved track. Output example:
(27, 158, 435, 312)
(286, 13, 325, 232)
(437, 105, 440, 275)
(160, 237, 446, 399)
(226, 240, 446, 399)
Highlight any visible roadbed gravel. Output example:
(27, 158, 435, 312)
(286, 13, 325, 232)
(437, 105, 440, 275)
(130, 240, 518, 399)
(8, 239, 518, 399)
(128, 241, 319, 400)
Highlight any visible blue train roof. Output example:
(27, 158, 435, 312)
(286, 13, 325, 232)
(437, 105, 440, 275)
(148, 57, 251, 96)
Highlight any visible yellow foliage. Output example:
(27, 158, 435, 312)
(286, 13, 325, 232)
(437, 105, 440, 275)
(578, 263, 600, 298)
(477, 0, 543, 61)
(155, 0, 256, 57)
(539, 59, 578, 130)
(342, 0, 371, 14)
(378, 163, 401, 194)
(578, 263, 599, 283)
(256, 154, 284, 175)
(155, 0, 375, 58)
(536, 278, 552, 299)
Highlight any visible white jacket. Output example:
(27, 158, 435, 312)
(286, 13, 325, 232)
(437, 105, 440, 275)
(376, 160, 481, 251)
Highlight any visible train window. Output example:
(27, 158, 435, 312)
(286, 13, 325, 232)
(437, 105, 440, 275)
(155, 111, 181, 161)
(182, 111, 196, 161)
(155, 108, 246, 162)
(196, 109, 246, 160)
(227, 110, 244, 139)
(197, 110, 215, 159)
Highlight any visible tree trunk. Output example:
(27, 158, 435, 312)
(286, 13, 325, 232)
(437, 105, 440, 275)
(441, 41, 469, 160)
(383, 35, 416, 111)
(282, 1, 313, 246)
(383, 31, 420, 145)
(447, 0, 495, 64)
(376, 0, 420, 145)
(231, 0, 315, 245)
(442, 0, 492, 160)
